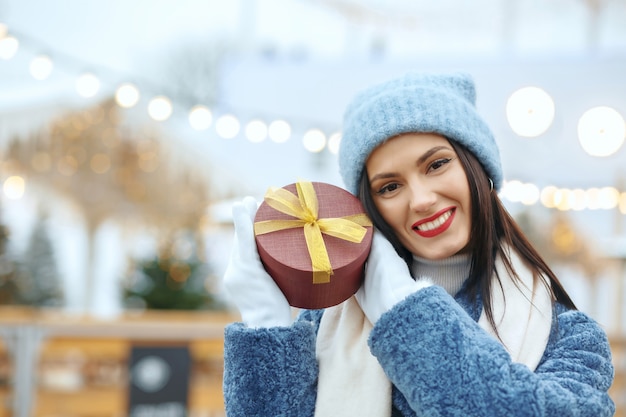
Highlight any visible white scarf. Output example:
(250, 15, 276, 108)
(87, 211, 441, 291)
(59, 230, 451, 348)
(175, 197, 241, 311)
(314, 250, 553, 417)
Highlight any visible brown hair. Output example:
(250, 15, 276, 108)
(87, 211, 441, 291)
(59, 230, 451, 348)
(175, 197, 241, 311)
(358, 139, 576, 332)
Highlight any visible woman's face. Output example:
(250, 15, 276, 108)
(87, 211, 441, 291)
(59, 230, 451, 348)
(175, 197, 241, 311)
(366, 133, 472, 260)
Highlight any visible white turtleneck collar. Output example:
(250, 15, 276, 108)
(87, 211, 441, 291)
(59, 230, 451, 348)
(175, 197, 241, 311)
(410, 253, 472, 296)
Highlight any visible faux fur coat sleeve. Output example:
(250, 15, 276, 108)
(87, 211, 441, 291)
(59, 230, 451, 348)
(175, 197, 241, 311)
(372, 286, 615, 417)
(222, 286, 615, 417)
(222, 320, 319, 417)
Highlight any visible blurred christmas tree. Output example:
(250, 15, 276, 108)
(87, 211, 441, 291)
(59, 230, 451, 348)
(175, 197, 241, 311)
(123, 232, 224, 311)
(15, 212, 63, 307)
(0, 223, 19, 304)
(0, 210, 62, 307)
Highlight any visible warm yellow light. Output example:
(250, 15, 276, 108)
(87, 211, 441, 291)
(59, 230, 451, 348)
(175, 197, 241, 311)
(327, 132, 341, 155)
(586, 188, 601, 210)
(506, 87, 555, 137)
(501, 180, 524, 202)
(540, 185, 558, 208)
(115, 83, 140, 108)
(188, 105, 212, 130)
(597, 186, 620, 209)
(520, 183, 540, 206)
(245, 120, 268, 143)
(268, 120, 291, 143)
(29, 55, 53, 80)
(75, 73, 100, 98)
(3, 175, 25, 199)
(578, 106, 625, 157)
(570, 189, 587, 211)
(555, 188, 572, 211)
(147, 96, 173, 121)
(0, 23, 8, 38)
(0, 35, 18, 60)
(215, 115, 240, 139)
(303, 129, 326, 153)
(501, 181, 539, 205)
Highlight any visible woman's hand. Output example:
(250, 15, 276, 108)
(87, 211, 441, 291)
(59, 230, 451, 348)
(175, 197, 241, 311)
(356, 229, 431, 325)
(223, 197, 292, 328)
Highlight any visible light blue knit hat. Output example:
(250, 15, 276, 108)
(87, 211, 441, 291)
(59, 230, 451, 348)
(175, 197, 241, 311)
(338, 72, 503, 195)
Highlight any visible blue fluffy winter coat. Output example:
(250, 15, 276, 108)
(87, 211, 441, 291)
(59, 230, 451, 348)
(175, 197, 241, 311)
(223, 285, 615, 416)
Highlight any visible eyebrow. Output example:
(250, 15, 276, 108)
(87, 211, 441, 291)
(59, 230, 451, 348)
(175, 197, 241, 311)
(369, 145, 453, 184)
(416, 145, 451, 166)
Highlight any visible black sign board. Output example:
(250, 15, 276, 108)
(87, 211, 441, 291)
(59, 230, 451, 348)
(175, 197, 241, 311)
(128, 345, 191, 417)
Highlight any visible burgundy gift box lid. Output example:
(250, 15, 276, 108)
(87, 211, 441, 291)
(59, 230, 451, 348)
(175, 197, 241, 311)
(254, 181, 373, 309)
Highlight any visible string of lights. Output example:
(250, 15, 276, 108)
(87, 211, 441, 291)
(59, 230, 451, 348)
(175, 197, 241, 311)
(1, 23, 625, 213)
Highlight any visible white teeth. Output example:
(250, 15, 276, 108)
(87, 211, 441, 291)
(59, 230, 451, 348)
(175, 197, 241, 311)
(417, 210, 452, 232)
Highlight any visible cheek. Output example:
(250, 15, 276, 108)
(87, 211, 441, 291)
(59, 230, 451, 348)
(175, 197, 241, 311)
(461, 187, 472, 218)
(375, 199, 404, 228)
(450, 170, 472, 215)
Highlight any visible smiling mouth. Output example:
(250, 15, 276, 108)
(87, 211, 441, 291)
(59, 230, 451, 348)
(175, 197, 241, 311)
(412, 208, 455, 238)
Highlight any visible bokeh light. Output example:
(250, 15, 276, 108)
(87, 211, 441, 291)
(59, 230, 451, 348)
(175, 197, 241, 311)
(29, 55, 53, 80)
(268, 120, 291, 143)
(327, 132, 341, 155)
(75, 73, 100, 98)
(302, 129, 326, 153)
(506, 87, 555, 137)
(597, 186, 620, 209)
(216, 114, 240, 139)
(570, 189, 588, 211)
(188, 105, 212, 130)
(115, 83, 140, 108)
(3, 175, 25, 199)
(540, 186, 559, 208)
(245, 119, 268, 143)
(500, 180, 539, 205)
(148, 96, 173, 121)
(0, 35, 18, 60)
(577, 106, 625, 157)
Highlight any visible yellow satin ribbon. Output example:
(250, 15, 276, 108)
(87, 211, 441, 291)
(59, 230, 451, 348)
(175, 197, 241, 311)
(254, 181, 372, 284)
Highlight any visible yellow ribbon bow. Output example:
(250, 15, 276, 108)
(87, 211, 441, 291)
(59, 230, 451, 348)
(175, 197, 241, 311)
(254, 181, 372, 284)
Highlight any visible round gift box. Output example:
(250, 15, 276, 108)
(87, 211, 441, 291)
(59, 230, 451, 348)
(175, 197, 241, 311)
(254, 182, 373, 309)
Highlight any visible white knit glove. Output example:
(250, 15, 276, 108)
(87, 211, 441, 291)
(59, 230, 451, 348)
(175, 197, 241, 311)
(356, 229, 432, 325)
(223, 196, 292, 328)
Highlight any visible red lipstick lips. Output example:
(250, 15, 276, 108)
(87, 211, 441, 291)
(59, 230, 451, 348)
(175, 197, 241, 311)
(412, 207, 456, 238)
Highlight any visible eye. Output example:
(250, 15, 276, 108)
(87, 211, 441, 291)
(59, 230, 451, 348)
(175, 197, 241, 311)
(375, 182, 400, 196)
(428, 157, 454, 173)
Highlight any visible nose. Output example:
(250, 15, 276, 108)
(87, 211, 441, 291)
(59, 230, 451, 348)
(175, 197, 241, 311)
(408, 181, 436, 213)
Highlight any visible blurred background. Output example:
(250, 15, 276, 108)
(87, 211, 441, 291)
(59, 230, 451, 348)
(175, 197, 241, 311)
(0, 0, 625, 416)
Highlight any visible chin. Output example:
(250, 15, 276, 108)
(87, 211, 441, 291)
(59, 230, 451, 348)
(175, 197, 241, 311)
(414, 243, 468, 260)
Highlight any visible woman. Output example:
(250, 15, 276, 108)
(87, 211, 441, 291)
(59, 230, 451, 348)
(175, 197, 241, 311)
(222, 72, 615, 416)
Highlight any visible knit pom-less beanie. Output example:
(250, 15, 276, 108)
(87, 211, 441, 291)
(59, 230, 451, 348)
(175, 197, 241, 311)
(338, 72, 503, 195)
